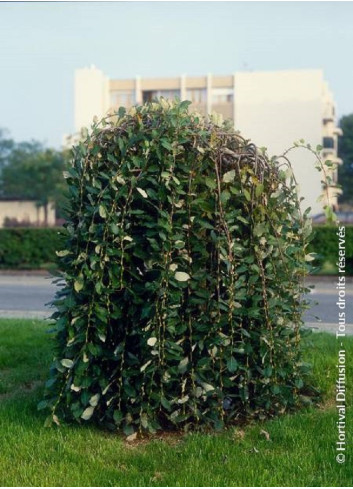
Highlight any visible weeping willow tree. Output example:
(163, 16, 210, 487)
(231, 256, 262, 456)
(41, 99, 315, 434)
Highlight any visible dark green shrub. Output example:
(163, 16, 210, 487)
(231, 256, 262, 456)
(43, 100, 314, 434)
(0, 228, 63, 269)
(309, 225, 353, 275)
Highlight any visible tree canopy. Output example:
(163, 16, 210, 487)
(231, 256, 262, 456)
(0, 128, 15, 170)
(338, 114, 353, 207)
(0, 130, 68, 222)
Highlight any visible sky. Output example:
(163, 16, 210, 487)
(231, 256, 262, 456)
(1, 1, 353, 148)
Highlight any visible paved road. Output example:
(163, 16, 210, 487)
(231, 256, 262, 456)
(0, 274, 352, 334)
(0, 274, 57, 319)
(303, 280, 353, 335)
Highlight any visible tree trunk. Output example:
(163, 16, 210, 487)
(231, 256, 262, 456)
(44, 203, 48, 227)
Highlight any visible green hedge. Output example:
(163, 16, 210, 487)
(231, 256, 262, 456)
(0, 228, 64, 269)
(0, 226, 351, 275)
(309, 225, 353, 275)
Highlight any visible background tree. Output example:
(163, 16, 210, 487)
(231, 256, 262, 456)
(0, 128, 15, 170)
(0, 139, 68, 224)
(338, 114, 353, 208)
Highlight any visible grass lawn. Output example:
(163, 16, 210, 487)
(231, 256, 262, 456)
(0, 319, 351, 487)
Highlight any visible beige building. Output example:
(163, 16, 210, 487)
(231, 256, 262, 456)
(74, 66, 341, 216)
(0, 200, 56, 228)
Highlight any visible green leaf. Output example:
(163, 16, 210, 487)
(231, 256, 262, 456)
(161, 139, 173, 151)
(174, 271, 190, 282)
(61, 358, 74, 369)
(205, 177, 216, 190)
(81, 406, 95, 420)
(178, 357, 189, 373)
(118, 107, 126, 118)
(89, 394, 100, 407)
(253, 222, 267, 237)
(110, 223, 120, 234)
(140, 360, 152, 372)
(198, 219, 214, 230)
(95, 282, 102, 294)
(174, 240, 185, 249)
(141, 413, 149, 429)
(255, 183, 264, 197)
(56, 250, 70, 257)
(53, 414, 60, 426)
(295, 378, 304, 389)
(243, 189, 251, 201)
(147, 336, 157, 347)
(137, 187, 148, 198)
(37, 400, 48, 411)
(116, 175, 126, 185)
(161, 397, 172, 411)
(223, 170, 235, 183)
(113, 410, 123, 424)
(99, 204, 107, 219)
(74, 279, 84, 293)
(178, 395, 189, 404)
(200, 382, 215, 393)
(179, 100, 192, 110)
(220, 190, 231, 204)
(227, 356, 239, 373)
(237, 215, 249, 225)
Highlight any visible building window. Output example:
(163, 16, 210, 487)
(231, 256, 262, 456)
(212, 88, 233, 104)
(185, 88, 207, 104)
(323, 137, 335, 149)
(142, 90, 180, 103)
(110, 90, 135, 107)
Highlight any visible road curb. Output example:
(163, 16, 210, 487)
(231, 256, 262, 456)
(0, 310, 51, 319)
(306, 275, 353, 284)
(0, 269, 53, 277)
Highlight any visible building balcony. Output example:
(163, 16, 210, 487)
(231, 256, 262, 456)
(333, 127, 343, 137)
